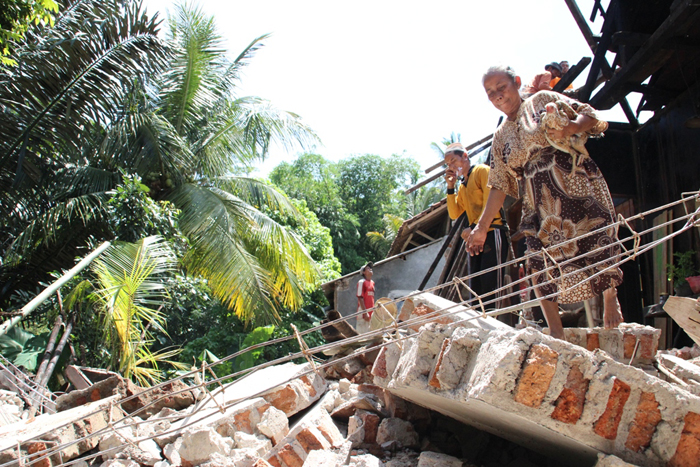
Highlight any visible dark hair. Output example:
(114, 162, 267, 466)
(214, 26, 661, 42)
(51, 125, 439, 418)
(482, 65, 517, 84)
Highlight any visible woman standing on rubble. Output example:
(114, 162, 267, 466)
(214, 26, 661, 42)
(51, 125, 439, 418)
(466, 65, 624, 339)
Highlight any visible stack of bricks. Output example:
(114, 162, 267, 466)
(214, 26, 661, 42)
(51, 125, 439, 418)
(372, 324, 700, 467)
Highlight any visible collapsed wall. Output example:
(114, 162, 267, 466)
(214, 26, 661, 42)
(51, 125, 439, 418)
(371, 323, 700, 467)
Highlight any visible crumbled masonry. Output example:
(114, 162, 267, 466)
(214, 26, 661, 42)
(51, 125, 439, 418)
(1, 295, 700, 467)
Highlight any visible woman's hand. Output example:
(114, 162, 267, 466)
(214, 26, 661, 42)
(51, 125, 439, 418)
(466, 224, 488, 256)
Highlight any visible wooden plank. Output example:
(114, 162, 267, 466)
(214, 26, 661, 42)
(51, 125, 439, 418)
(579, 0, 618, 103)
(664, 296, 700, 347)
(590, 1, 700, 110)
(564, 0, 599, 51)
(414, 230, 435, 242)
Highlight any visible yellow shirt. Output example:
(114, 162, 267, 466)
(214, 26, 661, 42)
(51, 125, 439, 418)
(446, 164, 502, 230)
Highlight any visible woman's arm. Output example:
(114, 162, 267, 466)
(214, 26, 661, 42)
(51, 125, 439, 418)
(548, 114, 597, 140)
(466, 188, 506, 255)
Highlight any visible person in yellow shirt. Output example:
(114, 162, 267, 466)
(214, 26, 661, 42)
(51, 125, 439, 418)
(444, 142, 509, 307)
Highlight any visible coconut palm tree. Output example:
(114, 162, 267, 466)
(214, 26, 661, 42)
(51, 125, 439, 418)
(1, 1, 320, 325)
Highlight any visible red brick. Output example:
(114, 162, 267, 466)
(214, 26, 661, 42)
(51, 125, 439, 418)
(371, 347, 388, 378)
(625, 391, 662, 453)
(277, 445, 304, 467)
(669, 412, 700, 467)
(593, 378, 631, 440)
(296, 427, 324, 452)
(233, 409, 253, 433)
(550, 364, 589, 424)
(623, 333, 637, 359)
(265, 386, 297, 414)
(640, 334, 656, 359)
(299, 375, 317, 398)
(586, 332, 600, 351)
(428, 338, 450, 389)
(256, 403, 271, 417)
(267, 455, 283, 467)
(350, 367, 373, 384)
(514, 344, 559, 408)
(252, 459, 273, 467)
(358, 384, 386, 405)
(27, 442, 51, 467)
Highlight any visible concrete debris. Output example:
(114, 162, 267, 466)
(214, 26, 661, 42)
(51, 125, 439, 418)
(178, 427, 234, 465)
(373, 322, 700, 466)
(348, 453, 385, 466)
(9, 290, 700, 467)
(0, 389, 27, 426)
(376, 418, 419, 449)
(416, 451, 463, 467)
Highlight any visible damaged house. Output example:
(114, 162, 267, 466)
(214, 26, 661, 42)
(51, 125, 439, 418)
(2, 1, 700, 467)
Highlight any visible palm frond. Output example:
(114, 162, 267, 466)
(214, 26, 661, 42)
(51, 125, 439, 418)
(159, 3, 224, 136)
(5, 193, 110, 265)
(169, 183, 318, 323)
(0, 0, 170, 174)
(212, 176, 303, 223)
(91, 236, 176, 376)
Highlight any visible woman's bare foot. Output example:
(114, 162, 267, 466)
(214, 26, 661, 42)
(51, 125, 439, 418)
(603, 287, 624, 329)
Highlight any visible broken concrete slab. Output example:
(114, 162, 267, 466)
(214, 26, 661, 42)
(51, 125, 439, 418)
(657, 353, 700, 395)
(0, 395, 122, 466)
(331, 394, 386, 420)
(198, 362, 326, 418)
(374, 323, 700, 467)
(155, 397, 271, 447)
(400, 292, 511, 331)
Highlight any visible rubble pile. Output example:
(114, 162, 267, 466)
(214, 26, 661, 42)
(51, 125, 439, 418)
(2, 293, 700, 467)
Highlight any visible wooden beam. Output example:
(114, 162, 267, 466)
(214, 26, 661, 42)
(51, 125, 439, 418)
(564, 0, 600, 51)
(579, 0, 618, 103)
(414, 230, 435, 242)
(590, 0, 606, 22)
(590, 1, 700, 110)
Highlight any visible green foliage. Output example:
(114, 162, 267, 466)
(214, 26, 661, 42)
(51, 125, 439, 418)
(107, 173, 184, 246)
(668, 250, 699, 288)
(0, 327, 49, 371)
(0, 0, 58, 66)
(91, 236, 187, 386)
(366, 214, 405, 258)
(233, 325, 275, 372)
(270, 153, 420, 273)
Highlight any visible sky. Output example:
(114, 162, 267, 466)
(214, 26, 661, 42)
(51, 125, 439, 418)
(141, 0, 635, 178)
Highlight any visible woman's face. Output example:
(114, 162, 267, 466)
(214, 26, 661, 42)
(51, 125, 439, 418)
(483, 72, 522, 120)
